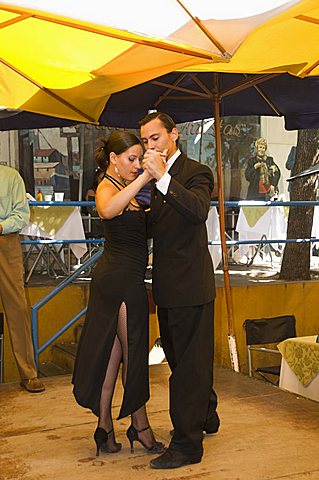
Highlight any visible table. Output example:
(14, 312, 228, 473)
(278, 335, 319, 402)
(235, 204, 288, 258)
(20, 206, 88, 279)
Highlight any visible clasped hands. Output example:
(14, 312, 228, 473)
(142, 148, 168, 181)
(254, 161, 265, 169)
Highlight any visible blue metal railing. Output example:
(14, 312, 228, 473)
(24, 199, 319, 250)
(31, 248, 103, 366)
(23, 199, 101, 246)
(211, 200, 319, 247)
(25, 200, 104, 366)
(29, 200, 95, 207)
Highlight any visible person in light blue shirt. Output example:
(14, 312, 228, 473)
(0, 164, 45, 392)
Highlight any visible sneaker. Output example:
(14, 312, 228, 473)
(20, 377, 45, 393)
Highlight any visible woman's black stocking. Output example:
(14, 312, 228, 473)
(98, 302, 127, 450)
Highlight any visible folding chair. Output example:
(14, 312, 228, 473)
(243, 315, 296, 385)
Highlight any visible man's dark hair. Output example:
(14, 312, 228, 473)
(139, 112, 176, 133)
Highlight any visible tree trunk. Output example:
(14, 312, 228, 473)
(279, 129, 319, 280)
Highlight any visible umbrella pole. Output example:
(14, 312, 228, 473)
(213, 95, 240, 373)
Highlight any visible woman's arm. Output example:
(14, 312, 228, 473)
(96, 170, 153, 219)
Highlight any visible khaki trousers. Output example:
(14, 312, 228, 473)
(0, 233, 37, 380)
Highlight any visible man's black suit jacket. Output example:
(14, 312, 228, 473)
(151, 153, 216, 308)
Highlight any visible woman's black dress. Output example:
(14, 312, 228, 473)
(72, 208, 149, 419)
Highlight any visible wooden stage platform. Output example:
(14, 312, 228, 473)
(0, 364, 318, 480)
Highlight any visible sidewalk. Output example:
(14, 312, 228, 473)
(1, 364, 318, 480)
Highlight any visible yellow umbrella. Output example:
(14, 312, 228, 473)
(181, 0, 319, 77)
(0, 3, 219, 123)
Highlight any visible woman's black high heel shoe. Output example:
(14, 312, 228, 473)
(126, 425, 165, 454)
(94, 427, 122, 456)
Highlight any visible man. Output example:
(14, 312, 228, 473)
(285, 145, 296, 195)
(140, 112, 219, 469)
(245, 137, 281, 200)
(0, 164, 45, 393)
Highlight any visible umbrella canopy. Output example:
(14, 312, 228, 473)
(180, 0, 319, 77)
(99, 72, 319, 130)
(1, 72, 319, 131)
(0, 0, 318, 124)
(0, 2, 216, 123)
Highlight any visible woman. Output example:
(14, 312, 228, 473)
(245, 137, 281, 200)
(72, 131, 164, 456)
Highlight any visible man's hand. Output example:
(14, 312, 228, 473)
(254, 162, 263, 169)
(142, 149, 168, 181)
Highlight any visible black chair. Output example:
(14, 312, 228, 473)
(243, 315, 296, 385)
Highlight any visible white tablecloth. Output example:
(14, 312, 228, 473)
(206, 206, 222, 270)
(278, 335, 319, 402)
(21, 206, 87, 259)
(235, 204, 287, 256)
(280, 357, 319, 402)
(311, 206, 319, 239)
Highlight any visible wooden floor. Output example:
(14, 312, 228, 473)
(0, 364, 318, 480)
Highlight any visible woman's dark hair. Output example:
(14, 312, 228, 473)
(95, 131, 142, 170)
(139, 112, 176, 133)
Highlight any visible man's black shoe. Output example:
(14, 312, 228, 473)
(150, 449, 201, 469)
(204, 411, 220, 434)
